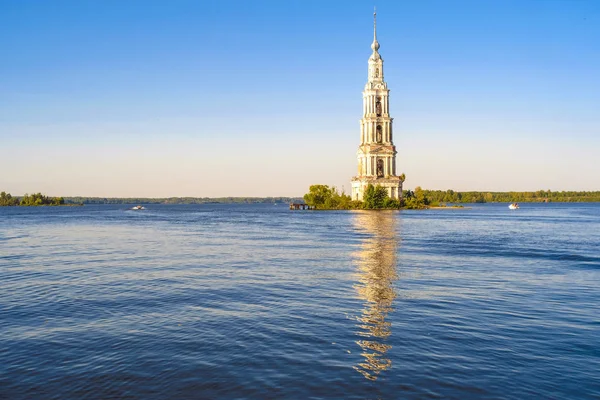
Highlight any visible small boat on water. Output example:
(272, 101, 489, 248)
(508, 203, 519, 210)
(131, 205, 145, 210)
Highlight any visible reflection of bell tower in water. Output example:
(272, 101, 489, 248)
(352, 211, 399, 381)
(351, 10, 403, 201)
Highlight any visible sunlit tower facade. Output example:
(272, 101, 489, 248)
(351, 11, 403, 201)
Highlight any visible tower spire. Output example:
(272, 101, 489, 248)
(371, 7, 380, 53)
(374, 7, 377, 42)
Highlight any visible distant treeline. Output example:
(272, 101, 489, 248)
(1, 192, 66, 206)
(3, 191, 600, 207)
(62, 196, 304, 205)
(419, 190, 600, 203)
(303, 186, 600, 211)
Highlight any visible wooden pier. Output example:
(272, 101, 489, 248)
(289, 203, 314, 210)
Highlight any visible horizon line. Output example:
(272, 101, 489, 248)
(6, 189, 600, 199)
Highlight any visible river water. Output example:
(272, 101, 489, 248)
(1, 203, 599, 399)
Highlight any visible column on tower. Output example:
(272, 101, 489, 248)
(374, 121, 378, 142)
(386, 121, 391, 142)
(383, 121, 387, 142)
(371, 95, 375, 115)
(360, 123, 364, 143)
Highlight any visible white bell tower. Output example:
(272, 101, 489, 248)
(351, 10, 403, 201)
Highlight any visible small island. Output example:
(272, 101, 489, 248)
(302, 183, 440, 210)
(0, 192, 78, 206)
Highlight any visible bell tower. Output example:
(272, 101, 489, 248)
(351, 10, 403, 201)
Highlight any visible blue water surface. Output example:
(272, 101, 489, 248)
(1, 203, 599, 399)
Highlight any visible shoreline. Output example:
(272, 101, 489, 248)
(0, 204, 83, 207)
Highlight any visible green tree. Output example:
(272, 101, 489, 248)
(0, 191, 18, 206)
(14, 192, 66, 206)
(303, 185, 335, 208)
(302, 185, 356, 210)
(414, 186, 429, 205)
(383, 197, 401, 209)
(403, 186, 430, 209)
(363, 184, 388, 209)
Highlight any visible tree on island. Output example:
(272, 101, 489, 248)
(303, 185, 356, 209)
(0, 192, 66, 206)
(402, 186, 429, 209)
(19, 193, 65, 206)
(303, 184, 402, 210)
(0, 192, 19, 206)
(362, 184, 400, 209)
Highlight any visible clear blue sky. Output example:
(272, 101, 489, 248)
(1, 0, 599, 197)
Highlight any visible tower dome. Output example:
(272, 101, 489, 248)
(371, 39, 380, 52)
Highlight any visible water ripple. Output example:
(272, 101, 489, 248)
(1, 203, 599, 399)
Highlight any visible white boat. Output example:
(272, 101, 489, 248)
(508, 203, 519, 210)
(131, 205, 145, 210)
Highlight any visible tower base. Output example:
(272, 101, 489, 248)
(351, 176, 403, 201)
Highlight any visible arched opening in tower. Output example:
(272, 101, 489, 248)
(376, 159, 384, 178)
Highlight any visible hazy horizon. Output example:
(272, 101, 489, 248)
(2, 0, 599, 197)
(5, 186, 600, 199)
